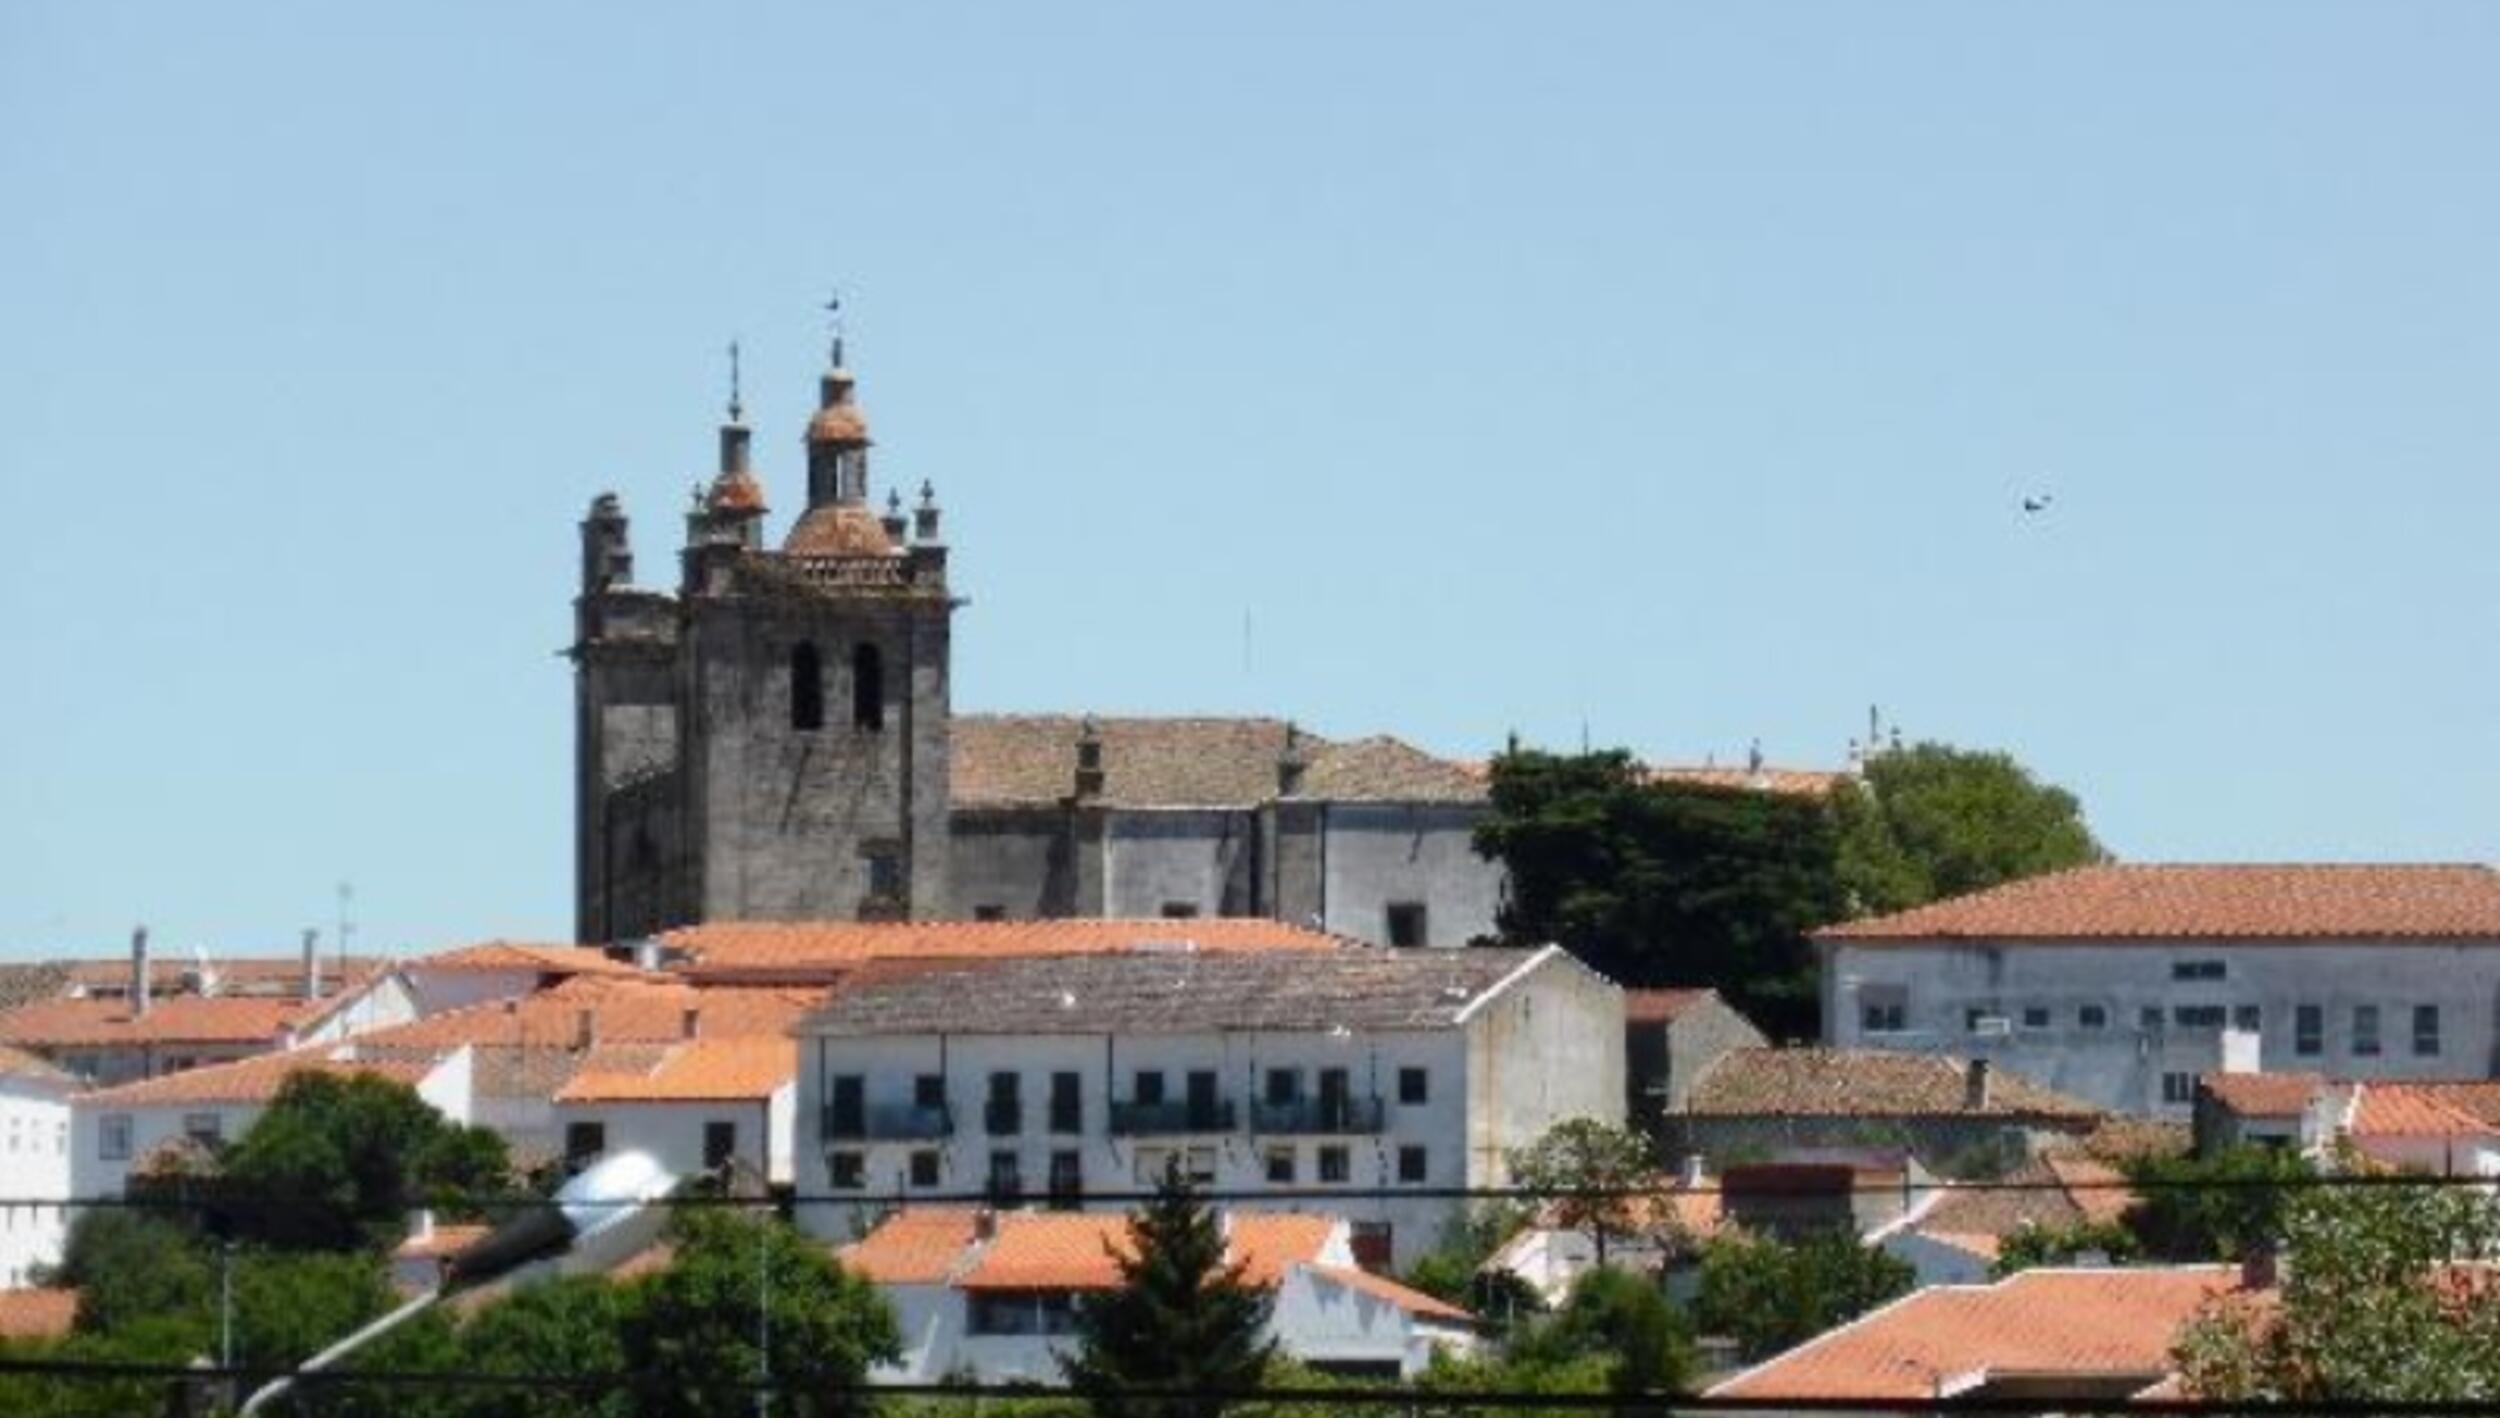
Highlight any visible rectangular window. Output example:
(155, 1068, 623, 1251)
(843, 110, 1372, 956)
(1317, 1145, 1350, 1183)
(2415, 1005, 2442, 1057)
(909, 1151, 941, 1188)
(988, 1150, 1022, 1203)
(1182, 1146, 1217, 1186)
(1048, 1150, 1083, 1207)
(2174, 1005, 2226, 1029)
(1160, 902, 1199, 920)
(1265, 1147, 1296, 1183)
(2161, 1072, 2196, 1105)
(1049, 1072, 1082, 1134)
(1265, 1068, 1301, 1106)
(1397, 1067, 1428, 1105)
(829, 1075, 865, 1135)
(829, 1151, 865, 1189)
(1385, 902, 1427, 948)
(1185, 1070, 1219, 1126)
(2233, 1005, 2263, 1032)
(973, 904, 1007, 922)
(1397, 1145, 1428, 1185)
(182, 1113, 222, 1146)
(2353, 1005, 2382, 1057)
(1133, 1070, 1165, 1106)
(1859, 984, 1908, 1034)
(866, 850, 903, 901)
(914, 1073, 946, 1110)
(2020, 1007, 2050, 1030)
(2173, 960, 2227, 981)
(99, 1115, 131, 1162)
(986, 1072, 1021, 1136)
(703, 1121, 737, 1170)
(564, 1121, 605, 1167)
(2295, 1004, 2324, 1056)
(2078, 1005, 2108, 1030)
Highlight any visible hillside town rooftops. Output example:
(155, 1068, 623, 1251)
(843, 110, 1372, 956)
(2200, 1071, 2326, 1119)
(2348, 1080, 2500, 1139)
(801, 946, 1562, 1038)
(0, 1042, 76, 1088)
(0, 994, 348, 1050)
(356, 976, 823, 1051)
(1684, 1049, 2101, 1121)
(555, 1036, 796, 1104)
(75, 1048, 435, 1108)
(1707, 1265, 2246, 1401)
(409, 942, 644, 977)
(1819, 864, 2500, 942)
(656, 917, 1345, 983)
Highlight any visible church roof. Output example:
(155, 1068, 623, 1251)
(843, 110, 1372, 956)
(783, 504, 896, 557)
(950, 716, 1487, 808)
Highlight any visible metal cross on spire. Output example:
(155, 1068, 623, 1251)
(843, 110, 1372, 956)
(824, 291, 846, 369)
(727, 339, 743, 423)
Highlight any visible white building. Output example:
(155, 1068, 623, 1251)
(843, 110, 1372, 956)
(839, 1207, 1476, 1382)
(552, 1036, 798, 1183)
(71, 1046, 473, 1198)
(1819, 864, 2500, 1119)
(0, 1046, 75, 1289)
(794, 945, 1623, 1270)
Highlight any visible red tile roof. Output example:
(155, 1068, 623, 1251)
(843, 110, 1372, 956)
(0, 1043, 75, 1088)
(861, 1209, 1340, 1294)
(410, 942, 642, 977)
(837, 1209, 986, 1285)
(356, 976, 822, 1050)
(2199, 1071, 2325, 1119)
(1308, 1265, 1474, 1322)
(1624, 988, 1718, 1025)
(556, 1036, 796, 1103)
(393, 1224, 491, 1261)
(1685, 1049, 2101, 1121)
(0, 1289, 78, 1340)
(2349, 1082, 2500, 1139)
(1821, 864, 2500, 942)
(658, 918, 1345, 983)
(77, 1049, 435, 1108)
(1708, 1266, 2246, 1400)
(0, 994, 342, 1050)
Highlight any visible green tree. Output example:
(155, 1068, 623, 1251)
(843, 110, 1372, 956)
(1693, 1231, 1914, 1362)
(621, 1206, 897, 1418)
(1834, 742, 2103, 915)
(1505, 1266, 1694, 1398)
(1474, 749, 1842, 1036)
(455, 1274, 636, 1418)
(48, 1210, 214, 1337)
(2174, 1175, 2500, 1402)
(1990, 1217, 2140, 1277)
(1503, 1119, 1656, 1266)
(1401, 1202, 1540, 1327)
(209, 1071, 512, 1251)
(2123, 1144, 2313, 1261)
(1061, 1162, 1278, 1418)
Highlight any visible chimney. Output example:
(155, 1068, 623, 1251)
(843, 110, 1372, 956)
(1963, 1058, 1992, 1112)
(301, 927, 323, 1001)
(681, 1007, 701, 1041)
(575, 1007, 597, 1051)
(1679, 1153, 1706, 1189)
(973, 1208, 998, 1241)
(130, 927, 152, 1018)
(1277, 721, 1308, 797)
(1073, 716, 1105, 800)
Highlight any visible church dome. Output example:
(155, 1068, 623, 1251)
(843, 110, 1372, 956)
(707, 468, 766, 514)
(783, 503, 896, 556)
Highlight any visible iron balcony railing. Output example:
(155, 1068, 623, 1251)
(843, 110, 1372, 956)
(1250, 1096, 1387, 1135)
(820, 1102, 954, 1142)
(1107, 1100, 1238, 1136)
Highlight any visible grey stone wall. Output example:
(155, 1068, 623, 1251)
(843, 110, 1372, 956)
(1313, 802, 1501, 947)
(1102, 810, 1259, 919)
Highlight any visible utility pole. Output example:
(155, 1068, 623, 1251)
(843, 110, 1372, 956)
(754, 1219, 772, 1418)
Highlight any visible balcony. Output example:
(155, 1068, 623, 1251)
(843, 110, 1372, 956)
(1251, 1097, 1386, 1135)
(820, 1102, 953, 1142)
(1108, 1100, 1237, 1136)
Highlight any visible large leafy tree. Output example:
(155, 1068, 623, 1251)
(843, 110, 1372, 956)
(1834, 742, 2103, 915)
(1062, 1161, 1278, 1418)
(1503, 1119, 1657, 1265)
(2122, 1144, 2314, 1261)
(204, 1070, 512, 1251)
(1474, 749, 1841, 1036)
(1693, 1231, 1913, 1362)
(455, 1274, 636, 1418)
(1503, 1266, 1694, 1399)
(621, 1206, 898, 1418)
(2175, 1175, 2500, 1402)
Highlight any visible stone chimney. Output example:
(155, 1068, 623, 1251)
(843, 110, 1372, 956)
(1073, 716, 1105, 800)
(575, 1007, 598, 1052)
(301, 927, 322, 1001)
(130, 926, 151, 1018)
(1277, 721, 1308, 797)
(1963, 1058, 1992, 1111)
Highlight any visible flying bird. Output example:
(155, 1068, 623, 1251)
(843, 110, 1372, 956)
(2021, 493, 2054, 514)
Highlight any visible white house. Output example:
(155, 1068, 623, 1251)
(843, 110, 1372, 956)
(1819, 864, 2500, 1118)
(838, 1207, 1476, 1382)
(71, 1045, 473, 1198)
(552, 1035, 798, 1184)
(0, 1046, 76, 1289)
(793, 944, 1623, 1270)
(2200, 1070, 2500, 1177)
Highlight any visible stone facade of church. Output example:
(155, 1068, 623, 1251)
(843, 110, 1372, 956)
(571, 355, 1505, 948)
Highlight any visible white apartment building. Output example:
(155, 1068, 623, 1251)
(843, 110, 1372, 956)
(1820, 864, 2500, 1118)
(794, 945, 1622, 1270)
(0, 1047, 75, 1289)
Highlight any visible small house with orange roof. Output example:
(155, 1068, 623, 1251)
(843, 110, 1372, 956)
(2199, 1069, 2500, 1177)
(400, 940, 646, 1015)
(838, 1206, 1474, 1382)
(553, 1035, 799, 1183)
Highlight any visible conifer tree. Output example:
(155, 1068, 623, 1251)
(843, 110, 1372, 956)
(1061, 1160, 1278, 1418)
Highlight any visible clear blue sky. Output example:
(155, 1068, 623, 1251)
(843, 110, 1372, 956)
(5, 3, 2496, 959)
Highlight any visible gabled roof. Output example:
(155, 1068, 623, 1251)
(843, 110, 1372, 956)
(556, 1036, 796, 1104)
(801, 946, 1556, 1038)
(838, 1208, 986, 1285)
(354, 976, 823, 1051)
(1307, 1264, 1474, 1322)
(953, 715, 1299, 807)
(1623, 988, 1720, 1025)
(1683, 1049, 2101, 1122)
(408, 942, 643, 977)
(951, 1210, 1338, 1292)
(2200, 1071, 2325, 1119)
(1707, 1266, 2246, 1400)
(1820, 864, 2500, 943)
(2348, 1081, 2500, 1139)
(76, 1048, 436, 1108)
(60, 956, 383, 998)
(1295, 737, 1487, 803)
(0, 993, 347, 1050)
(656, 918, 1344, 984)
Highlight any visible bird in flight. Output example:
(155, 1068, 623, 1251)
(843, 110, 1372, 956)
(2021, 492, 2054, 514)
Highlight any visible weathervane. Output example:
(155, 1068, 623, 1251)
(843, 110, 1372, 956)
(726, 339, 743, 422)
(824, 291, 846, 368)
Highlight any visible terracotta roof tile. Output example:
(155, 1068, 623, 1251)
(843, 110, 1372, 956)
(922, 1209, 1338, 1293)
(393, 1224, 490, 1261)
(1226, 1213, 1339, 1287)
(0, 1289, 78, 1340)
(556, 1036, 796, 1103)
(659, 917, 1345, 983)
(1683, 1049, 2102, 1121)
(1707, 1266, 2246, 1400)
(410, 942, 642, 977)
(953, 715, 1302, 807)
(0, 1043, 76, 1088)
(1294, 737, 1487, 803)
(1624, 988, 1719, 1025)
(782, 504, 895, 557)
(355, 977, 822, 1051)
(837, 1208, 985, 1284)
(0, 964, 70, 1011)
(77, 1048, 435, 1107)
(1307, 1264, 1474, 1322)
(2349, 1082, 2500, 1139)
(2043, 1153, 2138, 1228)
(0, 994, 343, 1050)
(2199, 1071, 2325, 1119)
(60, 957, 382, 996)
(1821, 864, 2500, 942)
